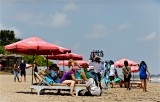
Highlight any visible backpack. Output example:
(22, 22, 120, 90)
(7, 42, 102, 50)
(85, 78, 102, 96)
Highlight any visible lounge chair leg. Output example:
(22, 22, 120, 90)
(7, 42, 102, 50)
(35, 88, 42, 95)
(75, 89, 79, 96)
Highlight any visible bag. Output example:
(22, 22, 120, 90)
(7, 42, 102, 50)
(114, 77, 121, 83)
(86, 78, 102, 96)
(45, 76, 54, 85)
(78, 89, 92, 96)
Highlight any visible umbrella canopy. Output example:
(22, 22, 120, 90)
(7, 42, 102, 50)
(45, 53, 83, 60)
(4, 37, 66, 55)
(58, 46, 71, 54)
(57, 60, 88, 66)
(131, 65, 139, 72)
(114, 58, 138, 67)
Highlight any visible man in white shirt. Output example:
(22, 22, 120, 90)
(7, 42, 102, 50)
(89, 56, 102, 89)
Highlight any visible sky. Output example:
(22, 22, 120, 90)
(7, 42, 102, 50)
(0, 0, 159, 74)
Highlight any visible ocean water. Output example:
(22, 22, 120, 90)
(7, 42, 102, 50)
(150, 77, 160, 83)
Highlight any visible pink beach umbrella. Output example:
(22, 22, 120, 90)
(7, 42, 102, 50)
(44, 53, 83, 71)
(26, 64, 32, 69)
(114, 58, 138, 67)
(131, 65, 139, 81)
(18, 64, 32, 69)
(131, 66, 139, 73)
(57, 60, 88, 66)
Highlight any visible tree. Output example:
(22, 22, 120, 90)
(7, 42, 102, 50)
(23, 55, 53, 66)
(0, 30, 21, 46)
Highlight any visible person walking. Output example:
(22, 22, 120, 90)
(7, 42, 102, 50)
(139, 61, 151, 92)
(13, 63, 20, 82)
(19, 60, 26, 82)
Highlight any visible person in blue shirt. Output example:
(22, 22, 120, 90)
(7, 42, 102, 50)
(49, 64, 60, 83)
(139, 61, 151, 92)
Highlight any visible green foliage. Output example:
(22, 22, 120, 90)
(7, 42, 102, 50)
(0, 46, 9, 54)
(0, 30, 21, 46)
(23, 55, 53, 66)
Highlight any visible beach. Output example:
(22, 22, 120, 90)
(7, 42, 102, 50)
(0, 75, 160, 102)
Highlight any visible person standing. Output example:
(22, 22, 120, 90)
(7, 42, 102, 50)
(139, 61, 151, 92)
(19, 60, 26, 82)
(13, 63, 20, 82)
(122, 60, 131, 90)
(33, 61, 39, 83)
(90, 56, 102, 89)
(109, 60, 117, 88)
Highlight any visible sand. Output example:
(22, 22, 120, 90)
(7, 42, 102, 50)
(0, 75, 160, 102)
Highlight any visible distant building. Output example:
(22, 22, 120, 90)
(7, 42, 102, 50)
(0, 54, 23, 71)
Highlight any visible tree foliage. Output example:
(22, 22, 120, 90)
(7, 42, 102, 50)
(0, 30, 21, 46)
(23, 55, 53, 66)
(0, 46, 9, 54)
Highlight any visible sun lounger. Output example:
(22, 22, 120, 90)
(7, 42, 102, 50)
(114, 78, 125, 87)
(130, 80, 142, 88)
(30, 72, 86, 96)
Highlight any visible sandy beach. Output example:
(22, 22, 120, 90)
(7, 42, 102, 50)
(0, 75, 160, 102)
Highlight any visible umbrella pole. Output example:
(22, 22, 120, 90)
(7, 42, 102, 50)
(133, 72, 134, 81)
(63, 59, 65, 72)
(47, 55, 48, 68)
(31, 55, 34, 92)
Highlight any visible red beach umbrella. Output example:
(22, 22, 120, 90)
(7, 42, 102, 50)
(4, 37, 64, 55)
(45, 53, 83, 60)
(58, 46, 71, 54)
(131, 66, 139, 73)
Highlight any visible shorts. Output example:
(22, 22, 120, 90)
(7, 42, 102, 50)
(124, 75, 130, 82)
(109, 76, 115, 81)
(21, 70, 26, 76)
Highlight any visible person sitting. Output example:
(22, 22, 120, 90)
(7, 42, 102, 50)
(58, 71, 64, 79)
(60, 67, 80, 96)
(49, 64, 61, 83)
(75, 63, 90, 83)
(68, 59, 74, 71)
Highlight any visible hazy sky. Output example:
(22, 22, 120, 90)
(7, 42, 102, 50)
(0, 0, 159, 74)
